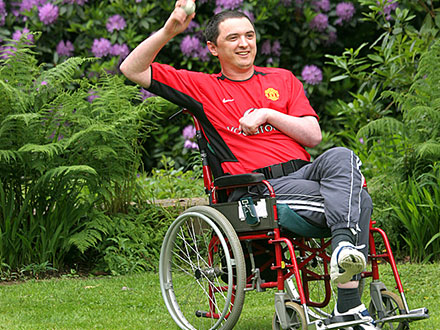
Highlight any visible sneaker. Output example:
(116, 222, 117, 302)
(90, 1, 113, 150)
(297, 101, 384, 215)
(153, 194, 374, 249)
(334, 304, 377, 330)
(330, 242, 366, 284)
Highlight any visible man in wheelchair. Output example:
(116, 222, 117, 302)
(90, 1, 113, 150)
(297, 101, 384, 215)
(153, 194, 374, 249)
(121, 3, 375, 329)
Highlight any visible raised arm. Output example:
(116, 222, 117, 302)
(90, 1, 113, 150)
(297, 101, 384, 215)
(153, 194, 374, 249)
(119, 1, 195, 88)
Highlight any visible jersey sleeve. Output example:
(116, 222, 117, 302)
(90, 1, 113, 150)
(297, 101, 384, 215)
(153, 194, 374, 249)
(287, 72, 319, 120)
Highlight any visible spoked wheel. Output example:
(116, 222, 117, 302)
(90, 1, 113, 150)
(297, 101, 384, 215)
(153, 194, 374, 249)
(272, 301, 307, 330)
(159, 206, 246, 330)
(369, 290, 408, 330)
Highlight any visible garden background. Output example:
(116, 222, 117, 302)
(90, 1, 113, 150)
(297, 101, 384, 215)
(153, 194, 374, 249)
(0, 0, 439, 303)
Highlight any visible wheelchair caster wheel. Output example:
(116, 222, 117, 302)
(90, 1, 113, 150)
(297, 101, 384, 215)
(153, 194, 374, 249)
(272, 301, 307, 330)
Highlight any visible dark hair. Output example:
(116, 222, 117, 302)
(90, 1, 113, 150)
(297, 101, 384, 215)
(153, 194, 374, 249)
(204, 10, 255, 45)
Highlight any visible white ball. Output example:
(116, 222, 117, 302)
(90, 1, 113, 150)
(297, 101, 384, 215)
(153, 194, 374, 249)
(182, 0, 196, 15)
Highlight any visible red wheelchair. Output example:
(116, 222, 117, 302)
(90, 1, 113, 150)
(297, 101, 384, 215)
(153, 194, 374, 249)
(159, 111, 429, 329)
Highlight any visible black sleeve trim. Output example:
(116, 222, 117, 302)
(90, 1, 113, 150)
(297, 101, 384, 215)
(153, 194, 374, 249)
(148, 79, 238, 163)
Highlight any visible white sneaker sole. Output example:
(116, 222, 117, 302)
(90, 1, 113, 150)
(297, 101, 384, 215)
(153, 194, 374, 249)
(331, 250, 366, 284)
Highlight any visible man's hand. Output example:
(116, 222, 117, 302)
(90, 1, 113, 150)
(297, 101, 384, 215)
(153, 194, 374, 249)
(164, 1, 196, 38)
(239, 108, 269, 135)
(238, 108, 322, 147)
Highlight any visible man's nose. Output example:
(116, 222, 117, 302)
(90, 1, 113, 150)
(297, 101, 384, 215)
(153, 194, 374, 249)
(238, 36, 249, 47)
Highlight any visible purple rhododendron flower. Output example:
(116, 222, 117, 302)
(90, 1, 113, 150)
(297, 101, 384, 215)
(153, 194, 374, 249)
(325, 30, 337, 46)
(91, 38, 111, 57)
(63, 0, 88, 5)
(313, 0, 330, 12)
(19, 0, 44, 12)
(106, 14, 126, 33)
(140, 88, 155, 100)
(12, 27, 34, 43)
(261, 40, 271, 56)
(380, 0, 398, 20)
(87, 89, 99, 103)
(183, 125, 196, 140)
(180, 35, 201, 58)
(310, 13, 328, 32)
(242, 9, 254, 22)
(38, 3, 59, 25)
(198, 46, 211, 62)
(110, 43, 129, 58)
(56, 40, 74, 56)
(187, 21, 200, 32)
(184, 140, 199, 150)
(272, 40, 281, 57)
(0, 45, 16, 59)
(301, 65, 323, 85)
(335, 2, 355, 25)
(215, 0, 243, 10)
(0, 0, 6, 26)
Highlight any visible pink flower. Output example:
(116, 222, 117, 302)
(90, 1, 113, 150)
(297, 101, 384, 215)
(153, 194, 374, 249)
(38, 3, 59, 25)
(301, 65, 323, 85)
(180, 35, 201, 58)
(106, 14, 126, 33)
(91, 38, 111, 57)
(12, 27, 34, 43)
(310, 13, 328, 32)
(56, 40, 74, 57)
(0, 0, 6, 26)
(110, 43, 129, 58)
(335, 2, 355, 25)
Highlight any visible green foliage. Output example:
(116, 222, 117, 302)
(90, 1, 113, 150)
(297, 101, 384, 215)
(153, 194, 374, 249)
(92, 205, 179, 275)
(0, 41, 152, 271)
(390, 164, 440, 262)
(357, 38, 440, 179)
(140, 156, 204, 200)
(326, 1, 440, 146)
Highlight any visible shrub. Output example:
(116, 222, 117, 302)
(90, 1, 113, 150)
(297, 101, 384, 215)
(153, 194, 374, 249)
(0, 38, 151, 271)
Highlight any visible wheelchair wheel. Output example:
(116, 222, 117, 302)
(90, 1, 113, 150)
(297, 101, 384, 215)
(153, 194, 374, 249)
(159, 206, 246, 330)
(272, 301, 307, 330)
(368, 290, 408, 330)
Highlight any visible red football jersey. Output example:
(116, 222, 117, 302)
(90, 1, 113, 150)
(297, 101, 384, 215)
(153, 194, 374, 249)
(149, 63, 318, 175)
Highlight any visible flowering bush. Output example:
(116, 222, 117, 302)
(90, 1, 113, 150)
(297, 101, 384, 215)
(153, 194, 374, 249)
(0, 0, 433, 169)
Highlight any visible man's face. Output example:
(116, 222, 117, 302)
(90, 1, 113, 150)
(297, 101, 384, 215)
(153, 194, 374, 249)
(208, 17, 257, 77)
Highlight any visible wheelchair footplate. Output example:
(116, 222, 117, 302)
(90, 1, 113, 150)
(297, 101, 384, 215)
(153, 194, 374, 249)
(376, 307, 429, 326)
(308, 314, 372, 330)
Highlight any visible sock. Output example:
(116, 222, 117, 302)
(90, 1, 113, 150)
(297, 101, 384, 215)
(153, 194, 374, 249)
(331, 228, 356, 252)
(336, 287, 362, 313)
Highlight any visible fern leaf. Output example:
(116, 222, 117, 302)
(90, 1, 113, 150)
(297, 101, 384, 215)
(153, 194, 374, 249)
(18, 143, 65, 158)
(0, 150, 21, 163)
(415, 141, 440, 160)
(36, 57, 95, 86)
(357, 117, 405, 140)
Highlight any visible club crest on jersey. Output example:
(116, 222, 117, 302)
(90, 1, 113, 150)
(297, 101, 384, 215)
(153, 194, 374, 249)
(265, 88, 279, 101)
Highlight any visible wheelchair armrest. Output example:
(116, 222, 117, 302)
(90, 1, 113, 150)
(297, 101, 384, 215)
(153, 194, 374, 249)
(214, 173, 265, 188)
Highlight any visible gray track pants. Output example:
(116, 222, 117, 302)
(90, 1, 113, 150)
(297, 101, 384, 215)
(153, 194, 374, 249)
(263, 147, 373, 257)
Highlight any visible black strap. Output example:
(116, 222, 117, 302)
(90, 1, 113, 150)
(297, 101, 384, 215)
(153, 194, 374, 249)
(253, 159, 310, 179)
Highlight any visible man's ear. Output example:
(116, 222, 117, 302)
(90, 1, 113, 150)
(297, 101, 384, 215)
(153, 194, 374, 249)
(207, 41, 218, 56)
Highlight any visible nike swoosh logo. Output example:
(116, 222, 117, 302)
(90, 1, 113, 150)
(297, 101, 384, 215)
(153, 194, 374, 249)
(222, 98, 235, 104)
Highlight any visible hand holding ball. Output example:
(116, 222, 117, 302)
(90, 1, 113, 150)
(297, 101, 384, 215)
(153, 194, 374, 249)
(182, 0, 196, 15)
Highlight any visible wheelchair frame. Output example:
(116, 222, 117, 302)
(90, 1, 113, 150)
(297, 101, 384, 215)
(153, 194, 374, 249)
(159, 111, 429, 330)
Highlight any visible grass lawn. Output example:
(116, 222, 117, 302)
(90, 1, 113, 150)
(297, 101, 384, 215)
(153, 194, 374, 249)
(0, 263, 437, 329)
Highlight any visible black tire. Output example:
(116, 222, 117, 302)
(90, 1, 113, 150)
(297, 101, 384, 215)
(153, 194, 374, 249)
(368, 290, 408, 330)
(159, 206, 246, 330)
